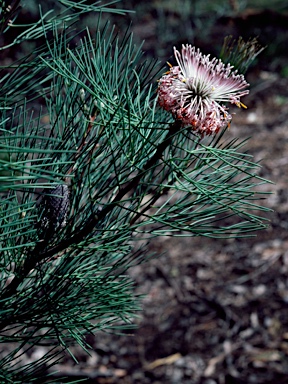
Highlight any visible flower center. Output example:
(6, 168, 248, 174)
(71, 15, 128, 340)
(185, 78, 213, 103)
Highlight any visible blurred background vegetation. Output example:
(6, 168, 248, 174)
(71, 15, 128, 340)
(117, 0, 288, 75)
(1, 0, 288, 76)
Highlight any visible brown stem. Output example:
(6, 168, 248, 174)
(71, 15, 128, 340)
(0, 119, 182, 302)
(44, 119, 182, 257)
(66, 104, 98, 179)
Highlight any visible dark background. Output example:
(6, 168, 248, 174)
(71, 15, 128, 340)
(2, 1, 288, 383)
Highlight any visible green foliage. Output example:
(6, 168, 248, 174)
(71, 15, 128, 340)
(220, 35, 265, 74)
(0, 1, 270, 382)
(0, 0, 128, 51)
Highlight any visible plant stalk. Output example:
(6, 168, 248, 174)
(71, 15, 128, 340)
(0, 119, 182, 303)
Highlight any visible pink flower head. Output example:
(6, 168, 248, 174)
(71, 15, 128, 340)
(157, 44, 249, 136)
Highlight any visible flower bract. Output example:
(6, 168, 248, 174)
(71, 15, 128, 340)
(157, 44, 249, 136)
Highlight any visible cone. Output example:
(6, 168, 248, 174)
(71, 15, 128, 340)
(37, 184, 69, 240)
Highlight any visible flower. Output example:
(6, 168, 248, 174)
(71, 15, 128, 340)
(157, 44, 249, 136)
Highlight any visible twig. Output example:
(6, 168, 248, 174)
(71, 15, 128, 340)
(0, 119, 182, 304)
(65, 103, 99, 179)
(43, 119, 182, 259)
